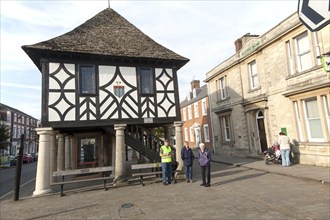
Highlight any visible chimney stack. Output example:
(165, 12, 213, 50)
(191, 80, 200, 91)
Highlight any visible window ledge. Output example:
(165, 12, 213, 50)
(286, 65, 323, 79)
(248, 86, 261, 93)
(216, 97, 231, 104)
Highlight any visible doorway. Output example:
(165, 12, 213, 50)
(256, 110, 268, 152)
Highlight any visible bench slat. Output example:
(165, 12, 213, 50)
(51, 176, 114, 186)
(132, 172, 162, 177)
(53, 166, 114, 177)
(131, 163, 162, 170)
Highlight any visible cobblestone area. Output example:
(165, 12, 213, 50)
(1, 162, 329, 219)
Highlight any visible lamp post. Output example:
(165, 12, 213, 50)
(13, 134, 24, 201)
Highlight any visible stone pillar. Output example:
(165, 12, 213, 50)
(33, 127, 53, 196)
(57, 133, 65, 171)
(174, 121, 184, 171)
(65, 135, 72, 170)
(70, 137, 75, 169)
(164, 124, 172, 144)
(114, 124, 127, 184)
(49, 131, 58, 183)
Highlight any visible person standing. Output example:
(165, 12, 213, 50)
(278, 132, 291, 167)
(160, 140, 173, 185)
(181, 141, 194, 183)
(198, 143, 211, 187)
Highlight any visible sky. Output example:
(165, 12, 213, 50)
(0, 0, 299, 119)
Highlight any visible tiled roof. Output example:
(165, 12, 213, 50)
(22, 8, 189, 69)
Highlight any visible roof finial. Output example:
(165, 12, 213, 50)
(108, 0, 110, 9)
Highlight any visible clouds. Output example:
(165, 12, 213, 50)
(0, 0, 297, 119)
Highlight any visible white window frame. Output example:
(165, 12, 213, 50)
(182, 108, 187, 121)
(313, 32, 321, 65)
(219, 76, 227, 100)
(248, 60, 259, 89)
(293, 101, 304, 141)
(203, 124, 210, 142)
(202, 98, 207, 116)
(184, 127, 189, 142)
(322, 96, 330, 134)
(303, 98, 324, 142)
(14, 114, 17, 122)
(26, 118, 29, 126)
(13, 125, 17, 138)
(295, 32, 312, 72)
(286, 41, 294, 75)
(188, 105, 192, 120)
(194, 102, 199, 118)
(189, 127, 194, 142)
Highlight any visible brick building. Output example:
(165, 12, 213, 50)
(205, 12, 329, 166)
(180, 80, 212, 150)
(0, 103, 39, 156)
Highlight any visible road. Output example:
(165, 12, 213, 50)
(1, 161, 329, 219)
(0, 162, 37, 199)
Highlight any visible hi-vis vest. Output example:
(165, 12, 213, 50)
(160, 145, 172, 163)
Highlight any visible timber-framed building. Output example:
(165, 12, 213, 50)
(22, 8, 189, 195)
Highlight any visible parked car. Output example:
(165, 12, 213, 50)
(22, 154, 33, 163)
(30, 153, 38, 161)
(9, 155, 17, 166)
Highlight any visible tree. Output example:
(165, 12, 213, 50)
(152, 127, 164, 139)
(0, 123, 11, 151)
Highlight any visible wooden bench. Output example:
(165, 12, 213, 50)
(131, 163, 183, 186)
(51, 166, 114, 197)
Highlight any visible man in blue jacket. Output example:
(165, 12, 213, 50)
(181, 141, 194, 183)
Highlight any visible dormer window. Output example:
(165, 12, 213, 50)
(139, 67, 154, 95)
(79, 65, 97, 95)
(193, 88, 197, 98)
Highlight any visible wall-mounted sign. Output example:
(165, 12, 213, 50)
(298, 0, 330, 32)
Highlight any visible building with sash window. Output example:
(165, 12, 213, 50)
(205, 12, 329, 166)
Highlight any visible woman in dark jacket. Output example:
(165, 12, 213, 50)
(181, 141, 194, 182)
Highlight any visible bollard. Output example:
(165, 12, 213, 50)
(13, 134, 24, 201)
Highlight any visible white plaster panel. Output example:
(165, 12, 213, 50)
(64, 78, 75, 90)
(155, 68, 162, 78)
(48, 92, 61, 106)
(165, 68, 173, 77)
(119, 67, 137, 87)
(99, 66, 116, 86)
(49, 77, 60, 90)
(64, 64, 75, 75)
(157, 93, 165, 103)
(80, 114, 87, 121)
(56, 68, 71, 86)
(141, 97, 146, 112)
(156, 81, 164, 91)
(49, 63, 60, 74)
(49, 108, 60, 122)
(64, 93, 76, 121)
(157, 107, 166, 118)
(80, 98, 87, 113)
(167, 81, 174, 90)
(122, 102, 137, 118)
(168, 105, 176, 117)
(109, 104, 118, 119)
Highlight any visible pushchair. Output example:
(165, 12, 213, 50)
(263, 142, 282, 165)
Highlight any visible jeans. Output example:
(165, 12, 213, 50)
(185, 165, 193, 180)
(201, 164, 211, 185)
(162, 162, 172, 184)
(281, 149, 290, 166)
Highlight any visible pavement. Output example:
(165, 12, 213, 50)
(0, 154, 329, 219)
(211, 154, 330, 185)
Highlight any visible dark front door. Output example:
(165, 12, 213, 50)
(257, 111, 268, 152)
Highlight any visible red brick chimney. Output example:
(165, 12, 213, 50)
(191, 80, 200, 91)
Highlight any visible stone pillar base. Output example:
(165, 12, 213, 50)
(32, 188, 52, 197)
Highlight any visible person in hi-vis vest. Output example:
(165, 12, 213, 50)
(160, 139, 173, 185)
